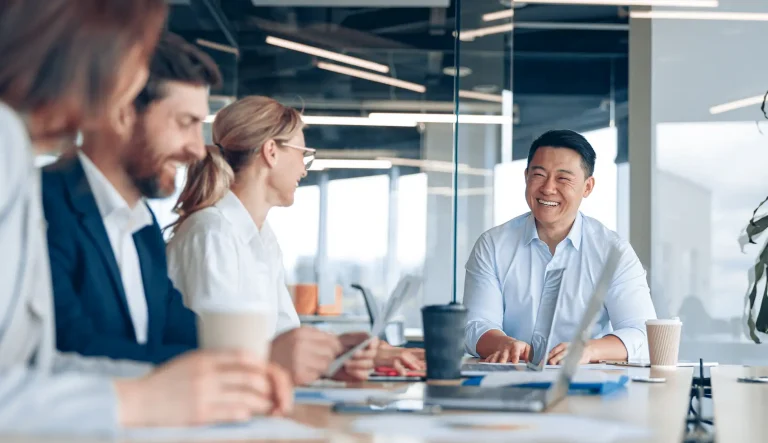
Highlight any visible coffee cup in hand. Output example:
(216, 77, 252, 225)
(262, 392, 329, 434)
(646, 318, 682, 368)
(197, 300, 273, 361)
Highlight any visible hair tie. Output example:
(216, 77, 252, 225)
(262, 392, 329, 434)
(215, 143, 225, 155)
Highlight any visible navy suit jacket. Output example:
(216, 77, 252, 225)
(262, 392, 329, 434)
(41, 155, 197, 364)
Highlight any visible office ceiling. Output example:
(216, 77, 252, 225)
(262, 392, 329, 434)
(168, 0, 629, 182)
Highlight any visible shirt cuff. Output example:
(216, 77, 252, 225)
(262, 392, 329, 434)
(465, 321, 504, 357)
(608, 327, 649, 362)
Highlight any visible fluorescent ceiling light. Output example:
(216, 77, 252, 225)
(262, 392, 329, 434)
(196, 39, 240, 57)
(460, 23, 514, 41)
(380, 157, 492, 176)
(301, 115, 416, 127)
(428, 186, 494, 197)
(317, 62, 426, 93)
(204, 114, 216, 123)
(523, 0, 717, 6)
(482, 9, 514, 22)
(630, 10, 768, 21)
(709, 94, 765, 115)
(459, 90, 504, 103)
(266, 36, 389, 73)
(369, 113, 512, 125)
(309, 159, 392, 171)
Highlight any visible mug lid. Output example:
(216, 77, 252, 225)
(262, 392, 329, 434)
(422, 302, 467, 313)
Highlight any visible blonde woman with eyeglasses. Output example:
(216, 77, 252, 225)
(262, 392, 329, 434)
(166, 96, 385, 385)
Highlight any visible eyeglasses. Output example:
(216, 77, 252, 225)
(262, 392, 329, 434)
(281, 142, 316, 170)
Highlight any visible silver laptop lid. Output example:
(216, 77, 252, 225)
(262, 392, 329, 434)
(544, 243, 623, 407)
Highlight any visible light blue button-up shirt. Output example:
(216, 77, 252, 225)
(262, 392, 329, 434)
(463, 212, 657, 362)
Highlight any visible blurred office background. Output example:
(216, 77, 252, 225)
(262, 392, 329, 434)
(141, 0, 768, 364)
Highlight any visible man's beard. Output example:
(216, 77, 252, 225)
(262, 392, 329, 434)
(123, 130, 175, 199)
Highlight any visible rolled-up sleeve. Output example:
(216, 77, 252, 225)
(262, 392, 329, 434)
(604, 241, 658, 361)
(463, 234, 505, 356)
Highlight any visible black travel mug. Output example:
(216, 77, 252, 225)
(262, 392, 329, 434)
(421, 303, 468, 380)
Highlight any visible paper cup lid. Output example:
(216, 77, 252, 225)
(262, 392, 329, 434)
(646, 318, 681, 326)
(196, 298, 271, 314)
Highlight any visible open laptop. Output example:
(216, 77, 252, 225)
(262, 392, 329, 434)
(323, 275, 422, 377)
(425, 244, 622, 412)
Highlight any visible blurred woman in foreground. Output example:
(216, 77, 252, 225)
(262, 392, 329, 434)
(0, 0, 291, 434)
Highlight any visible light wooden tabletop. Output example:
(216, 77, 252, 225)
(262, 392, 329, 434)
(711, 365, 768, 443)
(7, 366, 693, 443)
(285, 366, 693, 443)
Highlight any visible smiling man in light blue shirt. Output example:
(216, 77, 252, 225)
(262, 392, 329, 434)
(464, 129, 657, 365)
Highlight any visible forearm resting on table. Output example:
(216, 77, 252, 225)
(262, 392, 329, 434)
(475, 330, 518, 358)
(587, 334, 628, 363)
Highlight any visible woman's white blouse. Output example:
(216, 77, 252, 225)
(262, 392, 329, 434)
(167, 191, 300, 337)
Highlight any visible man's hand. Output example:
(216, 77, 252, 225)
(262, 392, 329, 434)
(374, 342, 426, 374)
(547, 336, 627, 365)
(481, 337, 531, 363)
(330, 332, 378, 382)
(547, 342, 593, 365)
(115, 350, 293, 428)
(270, 326, 343, 386)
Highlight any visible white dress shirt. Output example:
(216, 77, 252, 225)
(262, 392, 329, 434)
(167, 190, 300, 337)
(463, 212, 657, 361)
(77, 152, 153, 344)
(0, 101, 150, 435)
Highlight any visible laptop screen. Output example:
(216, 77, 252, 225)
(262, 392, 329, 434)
(544, 243, 623, 407)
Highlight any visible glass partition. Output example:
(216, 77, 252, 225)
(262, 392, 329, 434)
(644, 0, 768, 364)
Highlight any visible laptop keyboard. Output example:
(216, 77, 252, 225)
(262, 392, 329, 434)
(461, 363, 527, 372)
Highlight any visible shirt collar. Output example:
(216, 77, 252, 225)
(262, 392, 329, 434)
(215, 190, 258, 243)
(524, 211, 583, 251)
(78, 151, 153, 233)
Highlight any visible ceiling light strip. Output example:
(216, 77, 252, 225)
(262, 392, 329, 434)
(301, 115, 416, 127)
(482, 9, 515, 22)
(523, 0, 717, 6)
(309, 159, 393, 171)
(266, 36, 389, 73)
(630, 10, 768, 21)
(460, 23, 514, 41)
(317, 62, 427, 93)
(368, 113, 512, 125)
(459, 90, 504, 103)
(196, 39, 240, 57)
(709, 94, 765, 114)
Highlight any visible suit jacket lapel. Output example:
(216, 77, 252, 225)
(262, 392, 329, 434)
(58, 156, 135, 338)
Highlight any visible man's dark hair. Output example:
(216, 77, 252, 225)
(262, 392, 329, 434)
(134, 32, 222, 113)
(527, 129, 596, 178)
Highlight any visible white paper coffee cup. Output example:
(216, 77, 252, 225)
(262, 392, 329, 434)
(646, 319, 682, 368)
(196, 300, 273, 361)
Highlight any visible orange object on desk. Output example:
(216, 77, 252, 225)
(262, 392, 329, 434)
(316, 285, 343, 316)
(290, 284, 344, 316)
(374, 366, 426, 377)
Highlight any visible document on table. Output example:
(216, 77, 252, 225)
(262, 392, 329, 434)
(323, 275, 422, 377)
(351, 414, 651, 443)
(122, 417, 324, 441)
(295, 386, 411, 405)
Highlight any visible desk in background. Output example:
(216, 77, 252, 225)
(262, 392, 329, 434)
(711, 365, 768, 443)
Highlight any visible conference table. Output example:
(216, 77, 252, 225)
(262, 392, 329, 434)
(711, 365, 768, 443)
(10, 366, 695, 443)
(288, 365, 694, 443)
